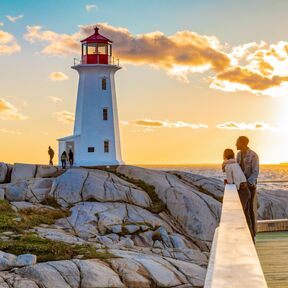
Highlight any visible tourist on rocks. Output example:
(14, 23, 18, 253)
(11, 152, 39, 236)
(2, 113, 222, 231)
(68, 149, 74, 167)
(222, 148, 254, 239)
(48, 146, 55, 166)
(236, 136, 259, 239)
(61, 151, 67, 169)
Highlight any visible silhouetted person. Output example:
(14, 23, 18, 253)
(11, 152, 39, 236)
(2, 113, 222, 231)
(68, 149, 74, 167)
(61, 151, 67, 169)
(222, 148, 254, 239)
(236, 136, 259, 239)
(48, 146, 55, 166)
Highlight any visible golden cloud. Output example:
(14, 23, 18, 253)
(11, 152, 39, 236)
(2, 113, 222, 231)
(216, 121, 279, 132)
(24, 23, 288, 97)
(0, 30, 21, 55)
(0, 98, 28, 120)
(24, 26, 80, 57)
(133, 119, 208, 129)
(49, 72, 69, 81)
(55, 111, 75, 124)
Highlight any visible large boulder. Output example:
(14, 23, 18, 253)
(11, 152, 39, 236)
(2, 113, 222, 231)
(117, 166, 221, 250)
(170, 171, 224, 201)
(11, 164, 37, 183)
(258, 188, 288, 219)
(35, 165, 58, 178)
(50, 169, 151, 208)
(0, 163, 12, 184)
(16, 259, 125, 288)
(5, 178, 53, 202)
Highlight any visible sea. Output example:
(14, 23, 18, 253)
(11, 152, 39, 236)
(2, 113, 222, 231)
(141, 164, 288, 192)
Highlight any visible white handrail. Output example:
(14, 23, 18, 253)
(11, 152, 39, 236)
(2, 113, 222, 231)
(204, 184, 267, 288)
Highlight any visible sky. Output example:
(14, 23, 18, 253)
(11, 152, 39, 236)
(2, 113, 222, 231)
(1, 0, 288, 165)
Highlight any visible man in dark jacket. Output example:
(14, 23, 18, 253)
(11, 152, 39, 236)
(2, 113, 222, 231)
(236, 136, 259, 238)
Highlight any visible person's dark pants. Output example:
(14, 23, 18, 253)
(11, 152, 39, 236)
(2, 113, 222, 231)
(61, 160, 66, 169)
(248, 184, 257, 238)
(238, 183, 254, 240)
(69, 158, 73, 167)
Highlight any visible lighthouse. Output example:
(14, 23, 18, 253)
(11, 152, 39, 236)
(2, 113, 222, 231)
(57, 27, 124, 166)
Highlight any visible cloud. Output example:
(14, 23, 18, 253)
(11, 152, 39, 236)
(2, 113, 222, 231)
(133, 119, 208, 129)
(24, 23, 230, 75)
(23, 23, 288, 97)
(0, 98, 28, 120)
(49, 72, 69, 81)
(0, 22, 3, 26)
(85, 4, 98, 12)
(0, 128, 21, 135)
(55, 111, 75, 124)
(0, 30, 21, 55)
(49, 96, 63, 103)
(6, 15, 23, 23)
(216, 121, 279, 132)
(211, 41, 288, 97)
(24, 25, 80, 57)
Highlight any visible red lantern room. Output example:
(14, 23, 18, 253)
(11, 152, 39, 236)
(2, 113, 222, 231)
(81, 27, 112, 65)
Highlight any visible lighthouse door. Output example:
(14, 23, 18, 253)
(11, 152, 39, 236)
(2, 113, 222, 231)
(66, 141, 75, 156)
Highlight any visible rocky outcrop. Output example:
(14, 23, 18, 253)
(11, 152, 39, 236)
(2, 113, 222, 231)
(170, 171, 224, 201)
(50, 169, 152, 208)
(9, 163, 59, 184)
(0, 251, 206, 288)
(0, 251, 36, 271)
(117, 166, 222, 249)
(1, 162, 287, 287)
(258, 188, 288, 220)
(0, 163, 12, 184)
(5, 178, 54, 203)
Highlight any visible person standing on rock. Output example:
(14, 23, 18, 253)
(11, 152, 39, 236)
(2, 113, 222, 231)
(68, 149, 74, 167)
(236, 136, 259, 239)
(61, 151, 67, 169)
(48, 146, 55, 166)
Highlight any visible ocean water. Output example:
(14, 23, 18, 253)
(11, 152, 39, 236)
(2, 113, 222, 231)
(142, 164, 288, 192)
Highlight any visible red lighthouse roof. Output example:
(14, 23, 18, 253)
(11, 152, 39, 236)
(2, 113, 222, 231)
(81, 27, 112, 43)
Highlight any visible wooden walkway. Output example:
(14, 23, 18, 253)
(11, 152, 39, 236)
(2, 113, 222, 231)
(256, 232, 288, 288)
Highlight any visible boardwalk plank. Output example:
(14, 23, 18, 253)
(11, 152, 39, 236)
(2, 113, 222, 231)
(256, 232, 288, 288)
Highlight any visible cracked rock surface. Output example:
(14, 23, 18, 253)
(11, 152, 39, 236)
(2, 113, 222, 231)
(0, 164, 232, 287)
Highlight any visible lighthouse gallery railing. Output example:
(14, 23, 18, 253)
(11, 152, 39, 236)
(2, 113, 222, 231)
(73, 56, 120, 66)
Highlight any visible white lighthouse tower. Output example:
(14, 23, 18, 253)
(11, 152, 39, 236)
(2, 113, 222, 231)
(58, 27, 124, 166)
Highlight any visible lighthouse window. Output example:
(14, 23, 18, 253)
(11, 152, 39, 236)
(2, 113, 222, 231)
(103, 108, 108, 120)
(87, 43, 97, 55)
(98, 44, 107, 54)
(104, 141, 109, 153)
(88, 147, 95, 153)
(102, 78, 107, 90)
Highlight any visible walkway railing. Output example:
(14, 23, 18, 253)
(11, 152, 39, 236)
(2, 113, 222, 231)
(204, 184, 268, 288)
